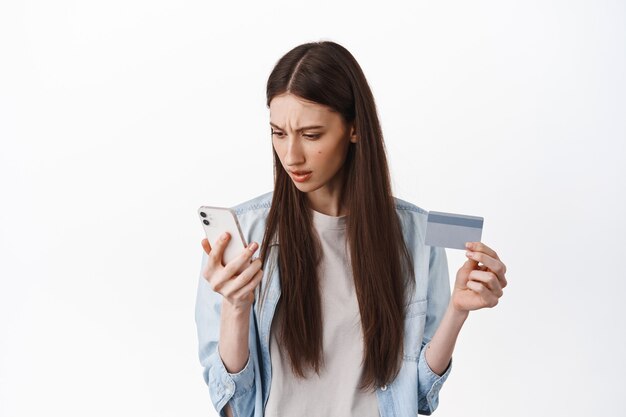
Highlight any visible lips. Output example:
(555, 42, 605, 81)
(290, 170, 313, 182)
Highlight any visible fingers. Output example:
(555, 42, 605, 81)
(207, 232, 233, 268)
(468, 270, 503, 297)
(465, 241, 500, 262)
(201, 238, 211, 255)
(232, 268, 263, 300)
(202, 233, 234, 284)
(464, 249, 502, 274)
(220, 258, 263, 298)
(465, 249, 507, 288)
(459, 243, 508, 310)
(210, 242, 261, 292)
(465, 279, 500, 308)
(222, 241, 259, 276)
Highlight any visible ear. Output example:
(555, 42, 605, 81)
(349, 124, 358, 143)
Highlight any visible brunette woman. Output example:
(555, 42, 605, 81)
(195, 40, 508, 417)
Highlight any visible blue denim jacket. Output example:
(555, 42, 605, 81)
(195, 191, 453, 417)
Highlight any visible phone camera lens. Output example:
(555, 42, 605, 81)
(200, 211, 207, 218)
(203, 219, 210, 225)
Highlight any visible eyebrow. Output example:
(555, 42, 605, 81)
(269, 122, 325, 131)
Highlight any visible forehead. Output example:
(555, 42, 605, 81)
(269, 93, 335, 124)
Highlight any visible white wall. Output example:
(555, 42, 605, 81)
(1, 1, 624, 416)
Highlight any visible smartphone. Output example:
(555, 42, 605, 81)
(198, 206, 249, 269)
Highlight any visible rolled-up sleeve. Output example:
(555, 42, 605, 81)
(417, 245, 453, 415)
(195, 251, 256, 417)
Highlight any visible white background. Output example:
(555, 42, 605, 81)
(1, 1, 624, 416)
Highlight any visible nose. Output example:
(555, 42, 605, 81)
(284, 135, 305, 166)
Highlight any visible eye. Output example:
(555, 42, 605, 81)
(271, 130, 285, 138)
(303, 134, 321, 140)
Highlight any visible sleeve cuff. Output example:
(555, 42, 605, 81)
(417, 341, 453, 414)
(223, 346, 255, 399)
(206, 343, 255, 412)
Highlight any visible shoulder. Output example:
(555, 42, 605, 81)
(231, 190, 273, 215)
(230, 191, 274, 245)
(392, 196, 429, 219)
(392, 196, 431, 251)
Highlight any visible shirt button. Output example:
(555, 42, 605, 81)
(381, 384, 387, 391)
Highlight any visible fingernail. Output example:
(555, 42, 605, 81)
(249, 242, 258, 251)
(221, 232, 229, 241)
(465, 242, 471, 248)
(465, 251, 473, 257)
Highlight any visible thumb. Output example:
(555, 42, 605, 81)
(460, 258, 478, 273)
(455, 258, 478, 287)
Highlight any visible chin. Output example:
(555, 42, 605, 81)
(292, 180, 319, 193)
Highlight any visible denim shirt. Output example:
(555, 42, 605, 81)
(195, 191, 453, 417)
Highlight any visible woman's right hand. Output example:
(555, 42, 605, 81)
(201, 233, 263, 311)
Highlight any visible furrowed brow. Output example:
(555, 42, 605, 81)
(270, 122, 324, 132)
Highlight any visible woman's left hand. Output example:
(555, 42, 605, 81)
(451, 241, 508, 313)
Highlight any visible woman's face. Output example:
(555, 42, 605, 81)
(269, 93, 357, 199)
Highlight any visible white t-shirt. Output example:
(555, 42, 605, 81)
(264, 208, 380, 417)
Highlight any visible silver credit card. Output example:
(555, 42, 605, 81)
(424, 210, 484, 250)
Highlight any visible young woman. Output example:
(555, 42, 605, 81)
(195, 41, 508, 417)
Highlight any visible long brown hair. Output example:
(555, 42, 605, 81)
(257, 41, 415, 392)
